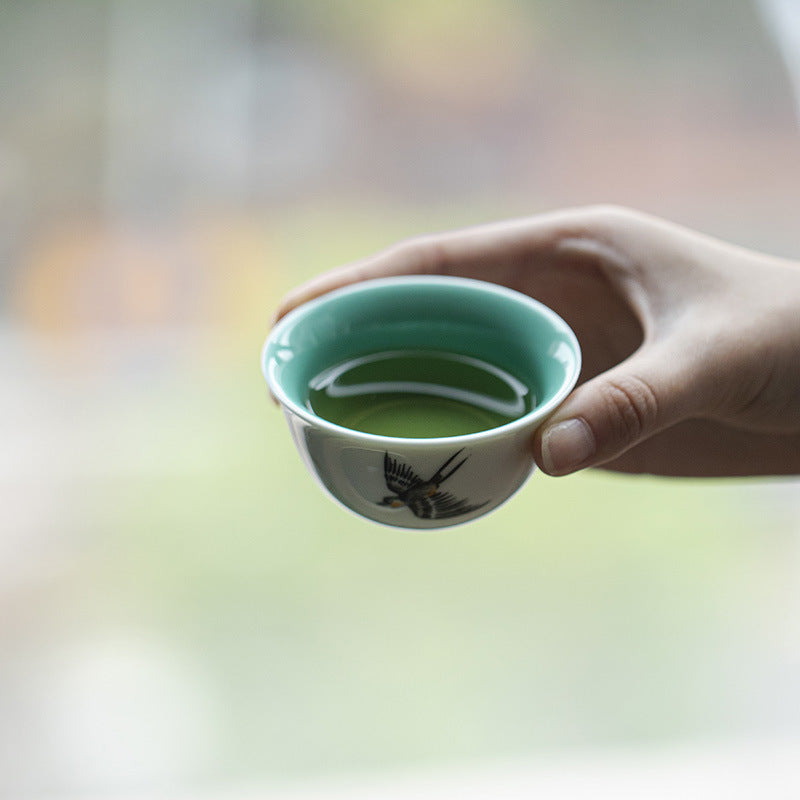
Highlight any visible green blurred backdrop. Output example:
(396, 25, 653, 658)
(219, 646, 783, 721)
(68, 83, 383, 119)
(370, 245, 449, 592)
(2, 1, 800, 796)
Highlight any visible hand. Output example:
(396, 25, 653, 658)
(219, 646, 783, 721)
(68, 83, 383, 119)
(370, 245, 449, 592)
(273, 206, 800, 477)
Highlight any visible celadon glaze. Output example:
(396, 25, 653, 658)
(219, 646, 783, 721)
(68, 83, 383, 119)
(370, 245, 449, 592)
(263, 276, 581, 529)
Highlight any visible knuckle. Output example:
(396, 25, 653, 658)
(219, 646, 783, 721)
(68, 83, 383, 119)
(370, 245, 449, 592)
(581, 204, 635, 231)
(600, 375, 660, 443)
(390, 235, 450, 275)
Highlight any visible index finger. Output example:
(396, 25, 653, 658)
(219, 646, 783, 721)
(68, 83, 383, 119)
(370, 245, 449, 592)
(269, 211, 584, 325)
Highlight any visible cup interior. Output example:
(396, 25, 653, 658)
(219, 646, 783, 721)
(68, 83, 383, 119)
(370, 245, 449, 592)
(265, 276, 580, 437)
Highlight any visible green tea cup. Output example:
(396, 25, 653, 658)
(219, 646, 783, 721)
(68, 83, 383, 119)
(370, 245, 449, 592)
(263, 276, 581, 529)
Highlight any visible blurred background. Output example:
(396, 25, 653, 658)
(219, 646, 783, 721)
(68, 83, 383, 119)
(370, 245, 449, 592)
(3, 0, 800, 797)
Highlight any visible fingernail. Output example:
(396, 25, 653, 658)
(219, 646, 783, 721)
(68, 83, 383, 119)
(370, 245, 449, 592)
(541, 418, 595, 475)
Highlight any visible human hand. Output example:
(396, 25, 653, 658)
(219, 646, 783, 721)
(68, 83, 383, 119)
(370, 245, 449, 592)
(273, 206, 800, 477)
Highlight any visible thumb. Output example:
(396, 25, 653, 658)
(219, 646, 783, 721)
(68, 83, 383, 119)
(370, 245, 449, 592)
(533, 343, 700, 476)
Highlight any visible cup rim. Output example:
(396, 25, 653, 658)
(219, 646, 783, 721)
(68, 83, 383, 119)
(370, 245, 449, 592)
(262, 275, 581, 447)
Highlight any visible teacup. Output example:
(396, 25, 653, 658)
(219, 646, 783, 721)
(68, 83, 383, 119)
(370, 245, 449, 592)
(263, 276, 581, 529)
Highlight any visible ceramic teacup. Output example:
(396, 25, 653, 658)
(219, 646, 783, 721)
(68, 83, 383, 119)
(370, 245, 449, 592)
(263, 276, 581, 529)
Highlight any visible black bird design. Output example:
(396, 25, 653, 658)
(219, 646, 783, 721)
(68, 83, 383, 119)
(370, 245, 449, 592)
(379, 449, 490, 520)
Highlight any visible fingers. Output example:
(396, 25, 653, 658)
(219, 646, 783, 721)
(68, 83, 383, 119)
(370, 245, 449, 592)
(270, 241, 434, 325)
(270, 206, 631, 324)
(533, 340, 705, 476)
(270, 225, 506, 324)
(270, 205, 713, 325)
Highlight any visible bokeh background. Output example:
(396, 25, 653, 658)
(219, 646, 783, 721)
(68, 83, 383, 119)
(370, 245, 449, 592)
(3, 0, 800, 797)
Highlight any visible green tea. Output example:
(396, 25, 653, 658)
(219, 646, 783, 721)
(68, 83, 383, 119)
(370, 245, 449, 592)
(307, 350, 534, 438)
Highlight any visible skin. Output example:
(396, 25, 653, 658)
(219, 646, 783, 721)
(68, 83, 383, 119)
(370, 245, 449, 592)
(272, 205, 800, 477)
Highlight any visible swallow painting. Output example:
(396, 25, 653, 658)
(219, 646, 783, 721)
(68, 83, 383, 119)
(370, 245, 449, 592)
(379, 449, 489, 520)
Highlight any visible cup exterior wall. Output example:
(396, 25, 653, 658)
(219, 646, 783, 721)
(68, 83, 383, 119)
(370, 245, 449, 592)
(282, 408, 537, 529)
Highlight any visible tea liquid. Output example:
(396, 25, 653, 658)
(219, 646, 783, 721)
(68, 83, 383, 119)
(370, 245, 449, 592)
(307, 350, 533, 438)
